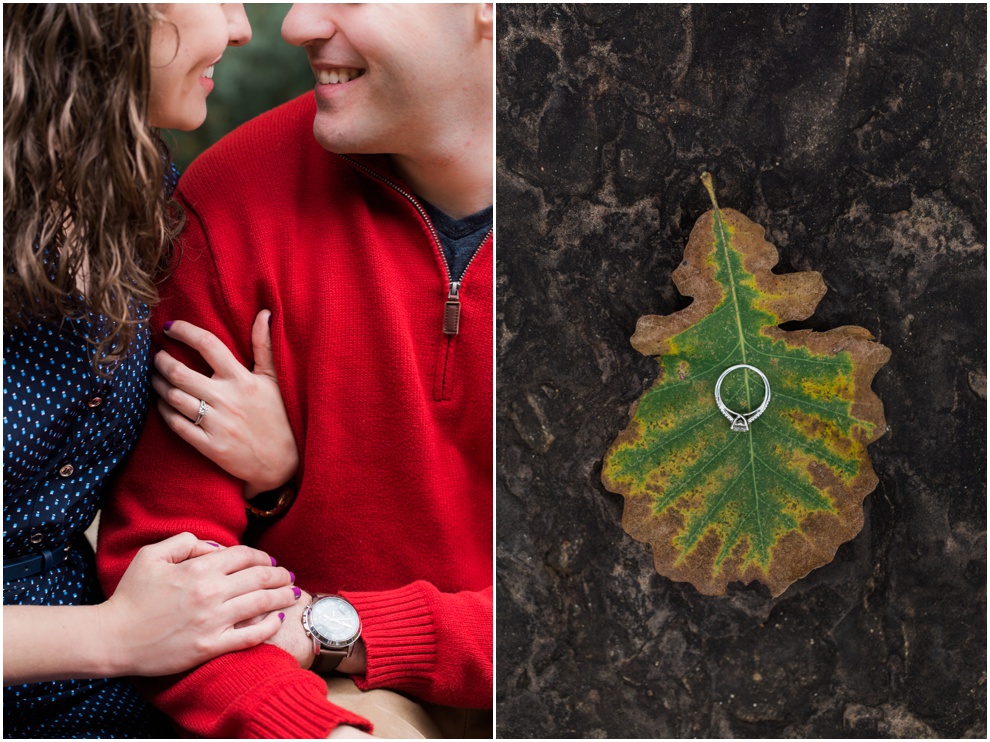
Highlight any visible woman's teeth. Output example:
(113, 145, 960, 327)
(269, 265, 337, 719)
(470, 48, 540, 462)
(204, 65, 215, 79)
(316, 68, 365, 85)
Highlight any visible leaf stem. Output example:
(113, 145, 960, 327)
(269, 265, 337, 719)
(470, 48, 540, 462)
(701, 171, 720, 210)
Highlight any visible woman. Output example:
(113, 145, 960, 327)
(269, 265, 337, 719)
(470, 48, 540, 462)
(3, 5, 298, 737)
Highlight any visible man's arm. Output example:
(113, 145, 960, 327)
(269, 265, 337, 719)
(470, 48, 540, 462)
(96, 202, 372, 738)
(345, 584, 493, 707)
(270, 582, 493, 709)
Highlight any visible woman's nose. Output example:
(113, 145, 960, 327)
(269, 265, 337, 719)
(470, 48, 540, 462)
(226, 4, 252, 47)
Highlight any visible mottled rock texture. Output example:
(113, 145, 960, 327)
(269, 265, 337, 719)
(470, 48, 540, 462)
(496, 4, 986, 738)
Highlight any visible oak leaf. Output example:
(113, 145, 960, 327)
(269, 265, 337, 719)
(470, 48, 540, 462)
(602, 174, 891, 597)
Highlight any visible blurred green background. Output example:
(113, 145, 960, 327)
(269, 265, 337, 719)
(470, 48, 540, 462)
(166, 4, 313, 170)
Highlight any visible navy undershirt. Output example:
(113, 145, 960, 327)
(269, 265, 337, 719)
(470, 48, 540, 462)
(420, 201, 493, 283)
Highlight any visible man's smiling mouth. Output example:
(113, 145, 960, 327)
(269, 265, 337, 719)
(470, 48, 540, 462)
(315, 67, 366, 84)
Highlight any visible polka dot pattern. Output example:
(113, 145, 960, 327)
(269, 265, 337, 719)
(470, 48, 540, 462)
(3, 309, 174, 738)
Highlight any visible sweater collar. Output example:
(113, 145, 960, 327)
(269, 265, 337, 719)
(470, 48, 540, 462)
(336, 153, 413, 193)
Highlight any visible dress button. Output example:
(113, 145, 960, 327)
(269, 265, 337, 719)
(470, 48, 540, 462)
(30, 532, 44, 545)
(59, 464, 74, 477)
(87, 397, 103, 408)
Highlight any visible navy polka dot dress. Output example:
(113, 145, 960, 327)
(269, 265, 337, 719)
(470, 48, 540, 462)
(3, 305, 175, 738)
(4, 166, 180, 738)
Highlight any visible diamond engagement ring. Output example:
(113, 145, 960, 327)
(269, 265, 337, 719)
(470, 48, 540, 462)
(714, 364, 770, 432)
(193, 399, 209, 426)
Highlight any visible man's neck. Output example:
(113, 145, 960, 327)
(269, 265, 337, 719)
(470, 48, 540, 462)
(389, 125, 493, 220)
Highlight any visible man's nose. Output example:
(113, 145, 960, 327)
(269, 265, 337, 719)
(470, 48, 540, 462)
(282, 3, 337, 47)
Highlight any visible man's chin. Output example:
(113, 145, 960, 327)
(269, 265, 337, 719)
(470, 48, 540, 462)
(313, 125, 361, 155)
(312, 113, 395, 157)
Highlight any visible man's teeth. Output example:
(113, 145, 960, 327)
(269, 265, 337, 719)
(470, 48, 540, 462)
(204, 65, 214, 80)
(316, 68, 365, 85)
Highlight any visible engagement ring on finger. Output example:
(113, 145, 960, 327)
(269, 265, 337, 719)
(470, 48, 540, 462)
(714, 364, 770, 432)
(193, 399, 209, 426)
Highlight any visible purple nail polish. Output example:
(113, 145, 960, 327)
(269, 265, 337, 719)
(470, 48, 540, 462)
(278, 612, 285, 622)
(163, 321, 173, 331)
(268, 313, 273, 328)
(270, 556, 277, 567)
(289, 571, 296, 582)
(205, 541, 220, 548)
(292, 587, 302, 600)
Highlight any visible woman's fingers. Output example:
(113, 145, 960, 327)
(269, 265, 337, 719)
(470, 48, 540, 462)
(163, 320, 242, 378)
(154, 349, 212, 402)
(224, 583, 299, 625)
(157, 398, 211, 451)
(136, 531, 222, 565)
(232, 612, 268, 630)
(215, 564, 295, 602)
(151, 372, 205, 424)
(251, 310, 278, 381)
(221, 608, 290, 653)
(189, 543, 287, 576)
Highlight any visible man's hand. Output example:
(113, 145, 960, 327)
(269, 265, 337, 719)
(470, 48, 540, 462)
(264, 596, 372, 738)
(264, 591, 367, 675)
(265, 589, 315, 669)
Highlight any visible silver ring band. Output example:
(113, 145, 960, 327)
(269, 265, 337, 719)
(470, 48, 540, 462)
(714, 364, 771, 432)
(193, 399, 209, 426)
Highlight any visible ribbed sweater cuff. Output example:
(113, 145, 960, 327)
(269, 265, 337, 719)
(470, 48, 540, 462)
(342, 582, 438, 693)
(240, 665, 373, 739)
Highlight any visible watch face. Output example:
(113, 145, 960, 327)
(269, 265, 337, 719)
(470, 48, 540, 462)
(311, 596, 360, 646)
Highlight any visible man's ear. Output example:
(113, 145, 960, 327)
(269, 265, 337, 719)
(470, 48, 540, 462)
(476, 3, 493, 41)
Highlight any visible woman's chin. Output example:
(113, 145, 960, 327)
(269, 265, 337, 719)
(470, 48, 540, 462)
(150, 106, 208, 132)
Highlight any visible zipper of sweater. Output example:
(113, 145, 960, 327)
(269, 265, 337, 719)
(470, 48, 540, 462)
(444, 227, 493, 335)
(444, 281, 462, 334)
(340, 156, 459, 334)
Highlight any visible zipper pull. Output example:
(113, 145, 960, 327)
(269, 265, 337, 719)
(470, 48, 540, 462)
(443, 281, 461, 335)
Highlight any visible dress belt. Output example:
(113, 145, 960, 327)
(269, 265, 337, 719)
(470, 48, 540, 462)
(4, 543, 72, 582)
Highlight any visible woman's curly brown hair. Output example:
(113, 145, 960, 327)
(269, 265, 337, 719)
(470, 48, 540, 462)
(3, 3, 182, 365)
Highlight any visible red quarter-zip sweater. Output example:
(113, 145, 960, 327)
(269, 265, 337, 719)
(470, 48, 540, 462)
(96, 93, 493, 738)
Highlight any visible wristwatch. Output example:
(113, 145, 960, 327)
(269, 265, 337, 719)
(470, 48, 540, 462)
(301, 594, 362, 674)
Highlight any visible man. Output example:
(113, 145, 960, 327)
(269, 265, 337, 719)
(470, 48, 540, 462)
(97, 4, 493, 738)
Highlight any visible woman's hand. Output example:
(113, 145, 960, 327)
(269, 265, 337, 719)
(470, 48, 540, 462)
(152, 310, 299, 498)
(100, 532, 299, 677)
(3, 535, 298, 685)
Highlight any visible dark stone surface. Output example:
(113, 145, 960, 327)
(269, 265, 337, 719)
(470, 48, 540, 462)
(496, 4, 986, 738)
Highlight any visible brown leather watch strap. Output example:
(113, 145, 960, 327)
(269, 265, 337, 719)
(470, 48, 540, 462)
(311, 647, 350, 675)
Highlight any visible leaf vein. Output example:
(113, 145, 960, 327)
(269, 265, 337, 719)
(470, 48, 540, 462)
(745, 342, 849, 366)
(774, 390, 851, 421)
(752, 452, 833, 511)
(654, 342, 743, 394)
(760, 417, 857, 478)
(680, 458, 753, 554)
(653, 408, 722, 451)
(655, 433, 745, 510)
